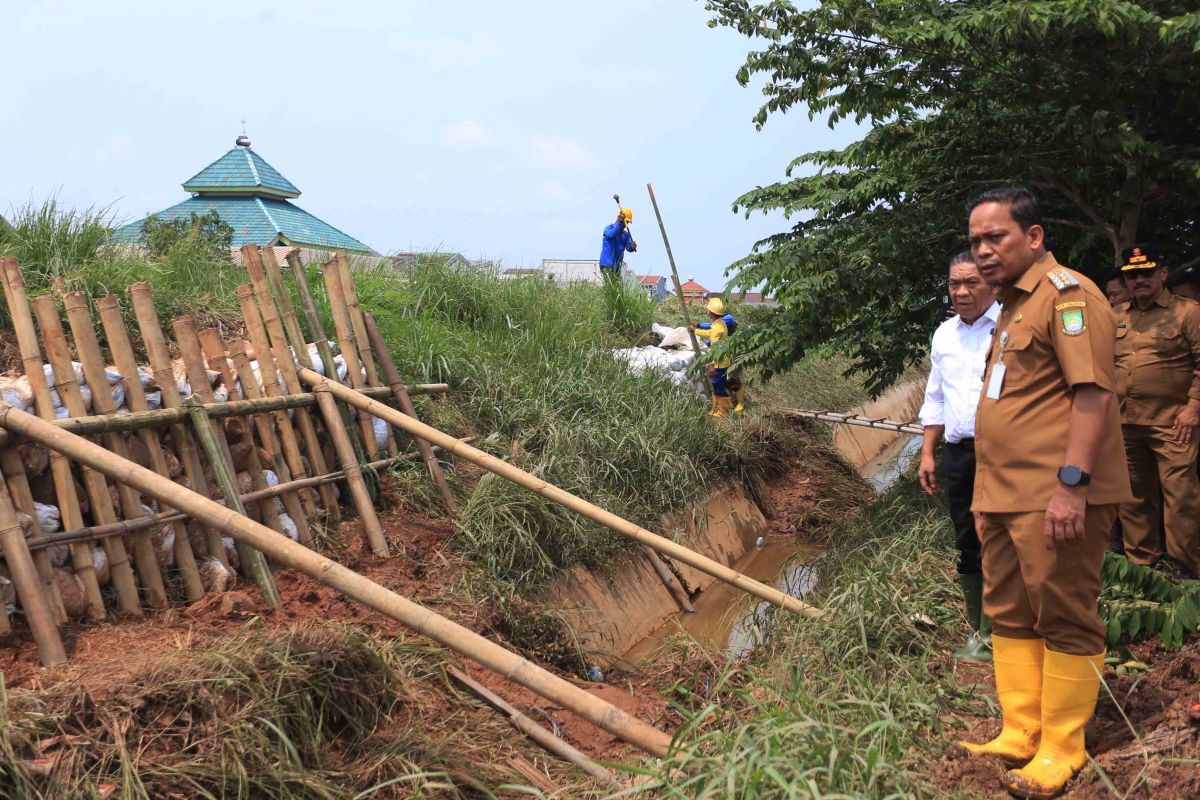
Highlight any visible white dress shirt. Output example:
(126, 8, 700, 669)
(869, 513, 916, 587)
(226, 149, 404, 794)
(919, 302, 1001, 443)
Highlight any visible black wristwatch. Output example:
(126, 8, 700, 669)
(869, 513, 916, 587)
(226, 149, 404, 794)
(1057, 465, 1091, 487)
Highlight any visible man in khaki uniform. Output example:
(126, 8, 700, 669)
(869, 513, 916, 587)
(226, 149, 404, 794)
(1114, 243, 1200, 579)
(954, 188, 1132, 800)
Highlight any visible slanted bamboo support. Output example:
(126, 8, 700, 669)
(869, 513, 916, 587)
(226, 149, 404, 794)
(321, 256, 379, 457)
(363, 313, 458, 515)
(312, 384, 389, 556)
(300, 372, 824, 619)
(64, 292, 169, 610)
(285, 250, 342, 387)
(0, 401, 673, 757)
(128, 281, 231, 571)
(0, 482, 66, 666)
(32, 294, 143, 618)
(2, 258, 104, 620)
(0, 449, 66, 622)
(96, 294, 204, 602)
(236, 284, 340, 520)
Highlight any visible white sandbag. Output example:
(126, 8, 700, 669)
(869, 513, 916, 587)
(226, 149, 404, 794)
(34, 502, 61, 533)
(372, 417, 390, 451)
(199, 556, 234, 593)
(138, 366, 157, 389)
(46, 543, 70, 568)
(653, 323, 697, 350)
(0, 376, 33, 411)
(0, 567, 15, 614)
(278, 513, 299, 542)
(211, 383, 231, 403)
(44, 362, 84, 388)
(145, 390, 163, 410)
(108, 382, 126, 409)
(152, 525, 175, 567)
(223, 536, 240, 571)
(53, 568, 87, 618)
(263, 469, 279, 488)
(332, 354, 349, 383)
(92, 546, 110, 586)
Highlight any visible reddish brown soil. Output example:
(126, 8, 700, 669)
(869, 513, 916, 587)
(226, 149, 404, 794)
(933, 639, 1200, 799)
(0, 489, 668, 764)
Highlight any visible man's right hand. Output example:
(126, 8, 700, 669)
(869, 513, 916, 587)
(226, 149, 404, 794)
(918, 452, 939, 495)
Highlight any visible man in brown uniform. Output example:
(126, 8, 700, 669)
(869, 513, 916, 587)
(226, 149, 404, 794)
(1114, 243, 1200, 579)
(955, 188, 1132, 800)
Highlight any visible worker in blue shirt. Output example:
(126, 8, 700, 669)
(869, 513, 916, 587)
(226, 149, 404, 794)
(696, 309, 745, 413)
(599, 207, 637, 282)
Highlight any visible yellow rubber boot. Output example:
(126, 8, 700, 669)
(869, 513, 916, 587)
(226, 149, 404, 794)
(708, 395, 733, 418)
(1003, 648, 1104, 799)
(955, 636, 1043, 763)
(732, 388, 746, 413)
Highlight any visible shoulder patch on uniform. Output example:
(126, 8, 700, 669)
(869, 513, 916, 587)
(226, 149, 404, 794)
(1060, 306, 1086, 335)
(1047, 269, 1080, 291)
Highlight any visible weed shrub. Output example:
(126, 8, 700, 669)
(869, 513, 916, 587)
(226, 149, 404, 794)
(1100, 554, 1200, 649)
(643, 478, 986, 798)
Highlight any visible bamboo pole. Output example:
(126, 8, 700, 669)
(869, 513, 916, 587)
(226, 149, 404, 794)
(333, 250, 400, 457)
(446, 666, 620, 786)
(31, 294, 143, 618)
(175, 316, 279, 605)
(643, 546, 695, 614)
(63, 292, 169, 610)
(300, 372, 824, 619)
(311, 384, 389, 556)
(0, 400, 673, 758)
(0, 449, 67, 622)
(363, 313, 458, 515)
(1, 258, 105, 620)
(321, 256, 380, 456)
(0, 482, 67, 666)
(96, 295, 204, 602)
(235, 284, 340, 520)
(198, 329, 289, 543)
(127, 281, 231, 571)
(284, 250, 342, 385)
(227, 340, 313, 546)
(25, 439, 473, 552)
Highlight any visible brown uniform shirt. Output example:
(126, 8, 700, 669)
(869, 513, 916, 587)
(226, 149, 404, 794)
(973, 253, 1132, 512)
(1114, 290, 1200, 426)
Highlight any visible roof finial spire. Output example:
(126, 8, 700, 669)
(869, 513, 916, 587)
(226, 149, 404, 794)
(235, 120, 251, 148)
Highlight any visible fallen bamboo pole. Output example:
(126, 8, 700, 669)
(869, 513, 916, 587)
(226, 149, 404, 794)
(446, 666, 620, 787)
(301, 373, 824, 619)
(64, 292, 169, 611)
(24, 440, 474, 552)
(32, 294, 144, 618)
(128, 282, 231, 571)
(0, 449, 67, 622)
(2, 258, 104, 621)
(236, 284, 341, 520)
(0, 385, 448, 448)
(0, 482, 66, 666)
(780, 409, 923, 436)
(363, 313, 458, 515)
(643, 546, 695, 614)
(0, 401, 674, 757)
(96, 294, 205, 602)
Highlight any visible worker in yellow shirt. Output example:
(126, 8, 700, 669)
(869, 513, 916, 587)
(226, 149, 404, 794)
(690, 297, 734, 417)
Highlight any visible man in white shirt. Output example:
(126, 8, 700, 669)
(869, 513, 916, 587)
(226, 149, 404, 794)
(919, 251, 1001, 663)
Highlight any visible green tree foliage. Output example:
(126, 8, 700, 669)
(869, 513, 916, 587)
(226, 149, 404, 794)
(140, 209, 234, 259)
(708, 1, 1200, 393)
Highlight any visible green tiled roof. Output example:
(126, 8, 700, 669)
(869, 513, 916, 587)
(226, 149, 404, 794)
(114, 196, 375, 254)
(182, 147, 300, 199)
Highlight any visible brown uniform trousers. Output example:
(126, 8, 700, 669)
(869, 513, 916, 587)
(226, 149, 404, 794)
(1114, 290, 1200, 575)
(974, 254, 1132, 656)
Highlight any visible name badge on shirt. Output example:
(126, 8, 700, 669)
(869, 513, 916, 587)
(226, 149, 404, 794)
(985, 363, 1005, 400)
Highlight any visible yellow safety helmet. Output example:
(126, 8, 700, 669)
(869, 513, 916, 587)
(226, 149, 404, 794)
(705, 297, 726, 316)
(619, 207, 634, 224)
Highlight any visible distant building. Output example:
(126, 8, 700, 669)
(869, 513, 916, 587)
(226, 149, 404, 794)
(731, 291, 778, 306)
(114, 133, 375, 255)
(637, 274, 670, 303)
(679, 276, 709, 306)
(500, 267, 541, 280)
(539, 258, 636, 285)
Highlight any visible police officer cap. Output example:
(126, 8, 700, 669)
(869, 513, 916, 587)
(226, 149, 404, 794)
(1120, 242, 1165, 272)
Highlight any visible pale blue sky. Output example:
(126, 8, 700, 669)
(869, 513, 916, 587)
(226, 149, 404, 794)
(2, 1, 853, 290)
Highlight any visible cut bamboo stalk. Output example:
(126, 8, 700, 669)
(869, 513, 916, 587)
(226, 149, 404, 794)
(236, 284, 339, 520)
(26, 439, 473, 552)
(0, 400, 674, 757)
(311, 384, 389, 556)
(363, 312, 458, 515)
(175, 316, 279, 605)
(301, 372, 824, 620)
(321, 256, 380, 456)
(127, 281, 231, 571)
(0, 449, 67, 622)
(198, 329, 289, 543)
(333, 250, 400, 457)
(184, 397, 281, 608)
(0, 482, 67, 666)
(1, 258, 105, 621)
(284, 250, 341, 385)
(31, 294, 143, 618)
(96, 294, 204, 602)
(63, 292, 169, 611)
(227, 341, 313, 546)
(447, 666, 620, 786)
(643, 546, 695, 614)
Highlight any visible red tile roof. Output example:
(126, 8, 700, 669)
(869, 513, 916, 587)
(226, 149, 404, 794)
(679, 279, 707, 293)
(638, 274, 664, 285)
